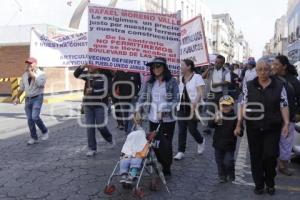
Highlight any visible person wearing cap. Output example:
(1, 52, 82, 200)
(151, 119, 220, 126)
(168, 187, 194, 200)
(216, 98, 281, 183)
(234, 58, 289, 195)
(242, 57, 257, 87)
(136, 57, 179, 176)
(208, 95, 241, 183)
(173, 59, 206, 161)
(13, 57, 48, 145)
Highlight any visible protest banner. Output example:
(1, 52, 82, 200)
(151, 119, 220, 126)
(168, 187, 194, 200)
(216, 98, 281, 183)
(180, 16, 209, 67)
(88, 4, 181, 75)
(30, 29, 88, 67)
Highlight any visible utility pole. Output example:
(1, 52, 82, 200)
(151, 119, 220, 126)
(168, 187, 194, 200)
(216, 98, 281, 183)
(161, 0, 164, 14)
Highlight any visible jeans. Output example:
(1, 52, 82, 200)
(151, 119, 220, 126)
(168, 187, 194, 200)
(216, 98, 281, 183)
(84, 105, 112, 151)
(214, 148, 235, 179)
(24, 94, 48, 140)
(119, 157, 143, 175)
(247, 128, 281, 189)
(177, 111, 204, 152)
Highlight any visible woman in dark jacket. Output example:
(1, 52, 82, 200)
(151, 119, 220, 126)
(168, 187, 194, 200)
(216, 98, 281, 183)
(74, 65, 114, 157)
(235, 57, 289, 195)
(272, 55, 300, 176)
(112, 70, 141, 134)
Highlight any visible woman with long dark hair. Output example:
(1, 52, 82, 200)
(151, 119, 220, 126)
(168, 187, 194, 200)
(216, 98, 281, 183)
(174, 59, 206, 160)
(136, 57, 179, 176)
(272, 55, 300, 176)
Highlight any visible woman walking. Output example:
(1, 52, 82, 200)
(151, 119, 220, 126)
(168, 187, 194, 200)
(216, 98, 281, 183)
(136, 57, 179, 176)
(235, 57, 289, 195)
(272, 55, 300, 176)
(174, 59, 206, 160)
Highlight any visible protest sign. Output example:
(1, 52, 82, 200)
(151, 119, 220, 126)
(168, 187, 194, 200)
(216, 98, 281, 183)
(30, 29, 88, 67)
(180, 16, 209, 67)
(88, 5, 181, 75)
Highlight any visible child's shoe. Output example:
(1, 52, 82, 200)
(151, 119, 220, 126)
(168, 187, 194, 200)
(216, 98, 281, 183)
(120, 173, 127, 184)
(219, 176, 227, 183)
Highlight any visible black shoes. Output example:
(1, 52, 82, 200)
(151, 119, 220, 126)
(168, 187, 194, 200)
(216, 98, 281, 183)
(163, 169, 171, 177)
(254, 187, 264, 195)
(254, 187, 275, 195)
(219, 176, 227, 183)
(266, 187, 275, 195)
(203, 129, 212, 135)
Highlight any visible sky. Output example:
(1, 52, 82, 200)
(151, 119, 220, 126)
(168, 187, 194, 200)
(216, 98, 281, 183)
(206, 0, 287, 59)
(0, 0, 288, 59)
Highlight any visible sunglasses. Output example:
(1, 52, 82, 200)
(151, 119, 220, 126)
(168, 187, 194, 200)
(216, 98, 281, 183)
(151, 64, 164, 69)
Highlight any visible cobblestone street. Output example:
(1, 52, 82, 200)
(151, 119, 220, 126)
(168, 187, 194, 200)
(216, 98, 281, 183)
(0, 102, 300, 200)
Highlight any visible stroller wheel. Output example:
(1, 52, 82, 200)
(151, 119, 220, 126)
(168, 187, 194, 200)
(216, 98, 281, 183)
(149, 179, 159, 191)
(104, 185, 116, 195)
(133, 187, 145, 198)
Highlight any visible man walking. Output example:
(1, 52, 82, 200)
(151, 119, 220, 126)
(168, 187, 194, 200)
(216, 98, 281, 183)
(202, 55, 231, 134)
(13, 57, 48, 145)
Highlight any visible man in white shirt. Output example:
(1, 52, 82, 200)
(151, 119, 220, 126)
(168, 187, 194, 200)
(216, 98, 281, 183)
(13, 57, 48, 145)
(243, 57, 257, 87)
(202, 55, 231, 134)
(203, 55, 231, 104)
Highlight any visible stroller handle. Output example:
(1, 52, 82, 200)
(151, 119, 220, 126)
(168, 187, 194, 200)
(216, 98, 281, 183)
(155, 120, 163, 133)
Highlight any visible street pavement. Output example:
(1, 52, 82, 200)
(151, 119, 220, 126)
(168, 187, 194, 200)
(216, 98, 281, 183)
(0, 101, 300, 200)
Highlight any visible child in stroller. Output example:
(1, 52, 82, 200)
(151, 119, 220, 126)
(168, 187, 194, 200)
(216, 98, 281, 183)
(119, 125, 149, 186)
(104, 119, 169, 198)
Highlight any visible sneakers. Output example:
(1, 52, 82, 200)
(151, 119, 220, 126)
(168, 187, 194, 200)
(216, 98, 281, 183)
(197, 139, 205, 154)
(86, 150, 97, 157)
(41, 132, 49, 141)
(125, 175, 134, 185)
(174, 152, 184, 160)
(27, 138, 38, 145)
(120, 174, 127, 184)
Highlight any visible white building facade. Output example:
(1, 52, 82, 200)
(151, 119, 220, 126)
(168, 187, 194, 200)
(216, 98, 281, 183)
(287, 0, 300, 64)
(212, 18, 230, 61)
(212, 14, 235, 62)
(273, 15, 288, 56)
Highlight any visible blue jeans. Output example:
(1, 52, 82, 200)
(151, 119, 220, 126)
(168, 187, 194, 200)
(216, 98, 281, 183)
(119, 157, 143, 175)
(84, 105, 112, 151)
(24, 94, 48, 140)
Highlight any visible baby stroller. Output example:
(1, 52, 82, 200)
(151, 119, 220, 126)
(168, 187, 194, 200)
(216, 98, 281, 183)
(104, 122, 170, 198)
